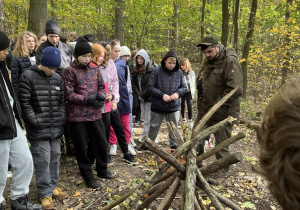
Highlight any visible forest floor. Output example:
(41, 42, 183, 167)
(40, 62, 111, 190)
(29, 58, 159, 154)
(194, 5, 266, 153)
(3, 109, 282, 210)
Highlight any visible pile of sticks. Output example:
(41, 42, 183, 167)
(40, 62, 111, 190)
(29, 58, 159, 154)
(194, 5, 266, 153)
(101, 87, 245, 210)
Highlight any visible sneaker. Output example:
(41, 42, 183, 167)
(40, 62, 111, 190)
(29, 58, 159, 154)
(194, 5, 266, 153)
(123, 152, 139, 165)
(136, 145, 148, 153)
(107, 155, 114, 166)
(128, 144, 137, 156)
(134, 120, 140, 126)
(130, 138, 137, 147)
(52, 187, 69, 200)
(97, 170, 112, 179)
(188, 119, 193, 127)
(40, 197, 55, 210)
(86, 179, 101, 189)
(182, 118, 187, 122)
(110, 144, 117, 156)
(154, 138, 159, 144)
(11, 195, 43, 210)
(204, 140, 214, 151)
(7, 171, 12, 179)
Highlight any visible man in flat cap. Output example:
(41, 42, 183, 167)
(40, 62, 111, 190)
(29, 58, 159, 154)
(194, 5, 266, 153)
(195, 35, 243, 171)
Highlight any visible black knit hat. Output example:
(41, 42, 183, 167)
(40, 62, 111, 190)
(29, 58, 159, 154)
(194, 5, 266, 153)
(0, 31, 10, 51)
(45, 19, 61, 36)
(74, 37, 92, 57)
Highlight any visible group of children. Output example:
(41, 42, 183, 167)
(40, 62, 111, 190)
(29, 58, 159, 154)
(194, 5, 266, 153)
(0, 19, 196, 210)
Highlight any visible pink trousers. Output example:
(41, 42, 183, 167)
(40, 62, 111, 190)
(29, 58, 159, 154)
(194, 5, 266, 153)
(109, 113, 131, 145)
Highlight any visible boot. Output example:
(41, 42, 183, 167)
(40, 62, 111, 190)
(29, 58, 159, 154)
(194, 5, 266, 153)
(11, 195, 43, 210)
(41, 196, 55, 210)
(52, 187, 69, 199)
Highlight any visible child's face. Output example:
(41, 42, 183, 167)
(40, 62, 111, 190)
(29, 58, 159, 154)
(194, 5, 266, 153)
(165, 57, 176, 70)
(110, 45, 120, 61)
(121, 55, 130, 62)
(78, 53, 91, 65)
(136, 55, 144, 65)
(180, 63, 187, 71)
(47, 34, 60, 46)
(97, 52, 105, 65)
(26, 36, 36, 53)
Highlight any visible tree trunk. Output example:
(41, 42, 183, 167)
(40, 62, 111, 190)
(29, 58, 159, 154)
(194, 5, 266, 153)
(233, 0, 240, 53)
(199, 0, 206, 64)
(241, 0, 257, 98)
(114, 0, 124, 45)
(28, 0, 48, 36)
(156, 177, 181, 210)
(171, 1, 179, 48)
(281, 0, 293, 85)
(221, 0, 229, 47)
(0, 0, 4, 31)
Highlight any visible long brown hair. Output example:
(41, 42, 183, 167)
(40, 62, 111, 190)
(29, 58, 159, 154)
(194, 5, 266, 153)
(134, 55, 146, 75)
(257, 79, 300, 210)
(179, 58, 191, 73)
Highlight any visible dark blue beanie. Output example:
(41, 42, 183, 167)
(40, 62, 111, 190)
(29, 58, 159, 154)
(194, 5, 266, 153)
(41, 47, 61, 68)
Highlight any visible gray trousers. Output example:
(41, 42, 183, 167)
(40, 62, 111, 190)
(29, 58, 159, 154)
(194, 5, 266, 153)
(0, 121, 33, 203)
(29, 138, 61, 198)
(140, 101, 151, 137)
(148, 111, 180, 148)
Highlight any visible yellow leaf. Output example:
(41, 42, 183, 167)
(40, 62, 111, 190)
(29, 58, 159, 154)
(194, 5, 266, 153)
(73, 191, 81, 197)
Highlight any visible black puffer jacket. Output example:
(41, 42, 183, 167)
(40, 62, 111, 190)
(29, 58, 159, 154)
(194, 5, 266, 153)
(147, 49, 187, 113)
(19, 65, 65, 141)
(10, 54, 35, 93)
(0, 61, 23, 140)
(36, 40, 72, 76)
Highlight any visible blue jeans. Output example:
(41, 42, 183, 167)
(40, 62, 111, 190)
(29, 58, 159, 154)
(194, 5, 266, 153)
(29, 138, 61, 198)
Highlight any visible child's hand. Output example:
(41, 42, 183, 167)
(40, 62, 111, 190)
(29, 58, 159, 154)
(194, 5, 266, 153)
(170, 93, 179, 101)
(106, 94, 112, 102)
(163, 94, 172, 102)
(112, 102, 117, 111)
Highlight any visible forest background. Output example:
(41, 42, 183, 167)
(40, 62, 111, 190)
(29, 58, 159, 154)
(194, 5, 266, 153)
(0, 0, 299, 113)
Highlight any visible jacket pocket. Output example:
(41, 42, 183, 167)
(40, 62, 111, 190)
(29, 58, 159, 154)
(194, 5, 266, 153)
(209, 69, 223, 86)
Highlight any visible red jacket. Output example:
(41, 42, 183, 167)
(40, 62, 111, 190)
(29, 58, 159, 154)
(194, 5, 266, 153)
(63, 61, 105, 122)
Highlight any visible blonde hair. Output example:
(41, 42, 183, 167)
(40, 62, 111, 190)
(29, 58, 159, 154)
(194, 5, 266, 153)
(13, 31, 38, 57)
(180, 58, 192, 73)
(92, 44, 107, 66)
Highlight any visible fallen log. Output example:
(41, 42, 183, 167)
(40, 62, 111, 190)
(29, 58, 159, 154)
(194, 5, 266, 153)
(136, 173, 178, 210)
(100, 189, 135, 210)
(200, 152, 243, 176)
(167, 121, 184, 146)
(156, 176, 181, 210)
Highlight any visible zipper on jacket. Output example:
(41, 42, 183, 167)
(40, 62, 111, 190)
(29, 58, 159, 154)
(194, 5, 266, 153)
(48, 78, 53, 140)
(0, 71, 17, 137)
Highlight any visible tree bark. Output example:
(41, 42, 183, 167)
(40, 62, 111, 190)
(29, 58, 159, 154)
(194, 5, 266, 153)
(233, 0, 240, 53)
(0, 0, 4, 31)
(221, 0, 229, 47)
(136, 173, 178, 210)
(281, 0, 293, 85)
(199, 0, 206, 64)
(156, 176, 181, 210)
(200, 152, 243, 176)
(241, 0, 257, 98)
(114, 0, 124, 44)
(100, 189, 136, 210)
(28, 0, 48, 36)
(171, 1, 179, 48)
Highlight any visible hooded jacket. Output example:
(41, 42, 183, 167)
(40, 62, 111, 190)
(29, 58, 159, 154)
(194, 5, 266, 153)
(0, 61, 23, 140)
(132, 49, 153, 102)
(36, 40, 72, 75)
(197, 46, 243, 123)
(147, 49, 187, 113)
(18, 65, 65, 141)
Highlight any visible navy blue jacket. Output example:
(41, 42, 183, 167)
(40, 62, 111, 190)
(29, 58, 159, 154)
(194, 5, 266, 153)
(115, 58, 131, 114)
(10, 54, 35, 93)
(147, 49, 187, 113)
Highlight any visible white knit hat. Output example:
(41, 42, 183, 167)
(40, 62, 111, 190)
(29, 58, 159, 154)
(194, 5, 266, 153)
(120, 46, 131, 57)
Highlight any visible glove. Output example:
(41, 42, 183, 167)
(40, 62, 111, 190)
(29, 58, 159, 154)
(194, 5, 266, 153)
(96, 94, 105, 102)
(86, 97, 96, 105)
